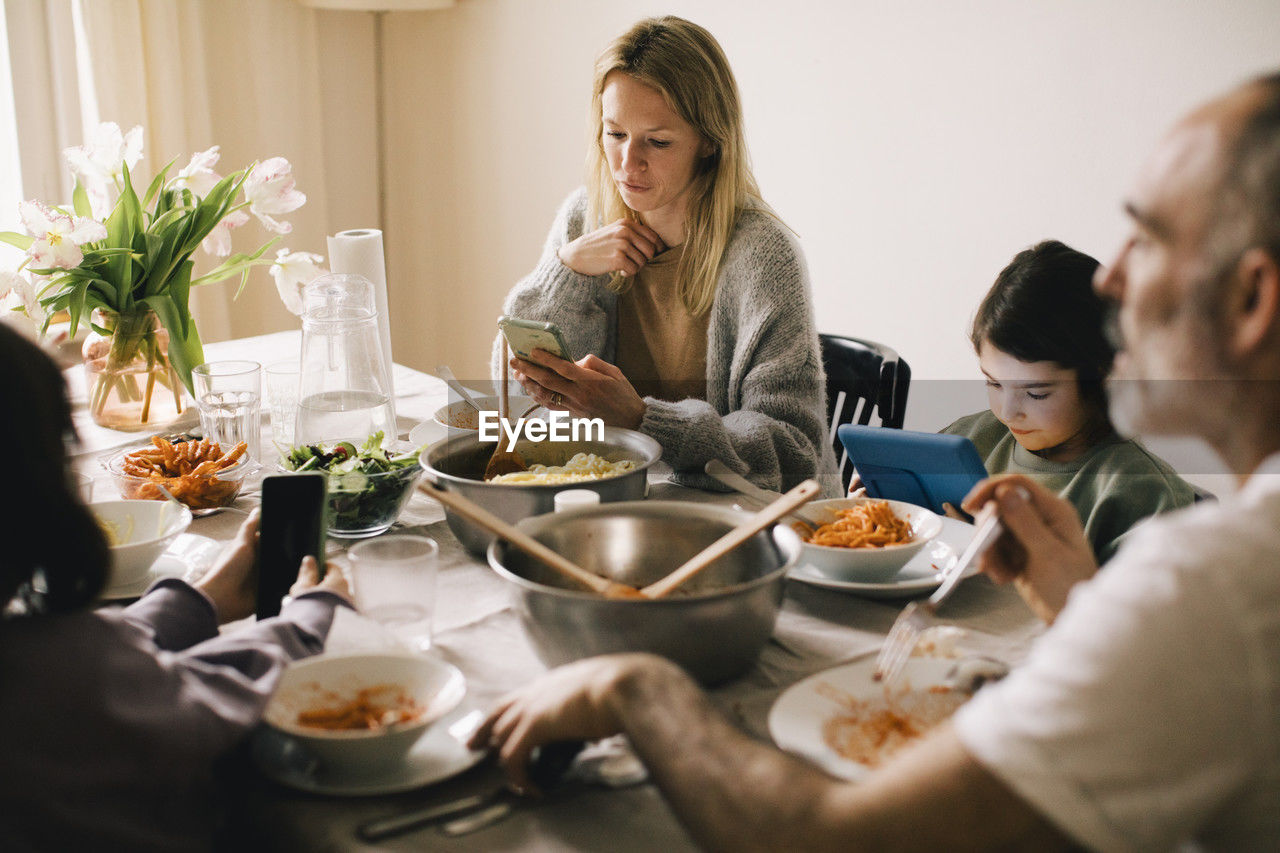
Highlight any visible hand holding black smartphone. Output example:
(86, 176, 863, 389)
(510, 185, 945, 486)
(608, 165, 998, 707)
(257, 473, 328, 620)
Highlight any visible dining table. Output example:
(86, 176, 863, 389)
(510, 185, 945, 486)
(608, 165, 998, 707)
(70, 329, 1046, 852)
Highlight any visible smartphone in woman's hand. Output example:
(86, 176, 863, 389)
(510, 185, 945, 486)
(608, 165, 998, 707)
(498, 315, 575, 362)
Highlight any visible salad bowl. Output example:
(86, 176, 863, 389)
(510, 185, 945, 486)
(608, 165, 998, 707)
(280, 432, 422, 538)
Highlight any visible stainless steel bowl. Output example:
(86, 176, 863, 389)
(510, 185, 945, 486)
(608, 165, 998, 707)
(419, 427, 662, 555)
(487, 501, 802, 685)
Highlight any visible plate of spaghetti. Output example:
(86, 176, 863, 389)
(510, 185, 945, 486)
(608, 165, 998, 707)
(768, 656, 970, 781)
(791, 497, 942, 581)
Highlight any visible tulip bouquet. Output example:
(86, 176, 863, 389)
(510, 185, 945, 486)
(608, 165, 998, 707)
(0, 123, 327, 429)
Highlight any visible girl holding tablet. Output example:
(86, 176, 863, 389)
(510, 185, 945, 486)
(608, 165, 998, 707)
(942, 240, 1195, 562)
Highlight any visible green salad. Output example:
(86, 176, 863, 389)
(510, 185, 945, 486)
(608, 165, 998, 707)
(283, 432, 422, 534)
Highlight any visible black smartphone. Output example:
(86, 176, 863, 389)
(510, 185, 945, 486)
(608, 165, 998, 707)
(257, 473, 327, 620)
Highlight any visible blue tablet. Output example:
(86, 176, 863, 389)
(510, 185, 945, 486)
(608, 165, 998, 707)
(837, 424, 990, 514)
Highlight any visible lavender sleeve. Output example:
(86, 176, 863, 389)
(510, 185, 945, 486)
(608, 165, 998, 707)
(107, 579, 351, 746)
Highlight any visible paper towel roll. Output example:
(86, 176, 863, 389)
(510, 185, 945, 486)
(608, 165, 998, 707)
(327, 229, 396, 405)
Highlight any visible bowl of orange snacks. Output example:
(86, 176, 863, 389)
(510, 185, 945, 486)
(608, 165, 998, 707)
(793, 497, 943, 582)
(105, 436, 251, 511)
(263, 653, 466, 772)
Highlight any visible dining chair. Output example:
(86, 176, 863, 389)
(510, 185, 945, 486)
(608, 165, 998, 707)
(818, 334, 912, 491)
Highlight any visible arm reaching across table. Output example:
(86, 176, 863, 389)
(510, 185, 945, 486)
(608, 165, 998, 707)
(469, 654, 1070, 852)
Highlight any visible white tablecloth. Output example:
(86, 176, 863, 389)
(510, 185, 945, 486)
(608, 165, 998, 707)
(70, 331, 1043, 851)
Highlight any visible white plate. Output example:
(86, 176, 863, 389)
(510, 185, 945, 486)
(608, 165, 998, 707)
(768, 656, 967, 781)
(99, 533, 223, 601)
(409, 418, 450, 449)
(252, 703, 487, 797)
(788, 516, 978, 599)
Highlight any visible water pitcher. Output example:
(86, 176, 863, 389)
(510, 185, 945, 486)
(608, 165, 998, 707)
(295, 274, 395, 447)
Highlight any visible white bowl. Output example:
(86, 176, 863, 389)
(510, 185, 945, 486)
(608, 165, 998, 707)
(92, 499, 193, 588)
(797, 497, 943, 582)
(263, 653, 466, 773)
(410, 395, 538, 447)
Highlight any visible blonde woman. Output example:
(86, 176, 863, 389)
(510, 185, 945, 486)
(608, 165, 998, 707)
(497, 16, 839, 494)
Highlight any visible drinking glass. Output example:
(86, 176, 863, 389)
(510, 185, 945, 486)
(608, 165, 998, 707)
(264, 359, 301, 449)
(74, 471, 94, 503)
(348, 535, 438, 652)
(192, 360, 262, 462)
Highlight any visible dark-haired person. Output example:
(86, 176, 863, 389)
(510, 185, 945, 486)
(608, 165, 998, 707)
(472, 72, 1280, 851)
(496, 16, 839, 494)
(941, 240, 1195, 562)
(0, 324, 351, 851)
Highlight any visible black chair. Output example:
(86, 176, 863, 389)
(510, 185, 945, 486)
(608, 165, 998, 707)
(819, 334, 912, 490)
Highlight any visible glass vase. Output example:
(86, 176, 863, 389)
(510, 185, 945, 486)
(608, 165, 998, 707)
(82, 309, 187, 432)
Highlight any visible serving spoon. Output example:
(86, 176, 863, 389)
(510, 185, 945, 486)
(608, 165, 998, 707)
(641, 479, 822, 599)
(435, 364, 485, 412)
(417, 480, 641, 598)
(703, 459, 831, 529)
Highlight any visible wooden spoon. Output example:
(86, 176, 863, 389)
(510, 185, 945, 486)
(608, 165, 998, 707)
(641, 478, 821, 599)
(417, 480, 643, 599)
(483, 339, 528, 480)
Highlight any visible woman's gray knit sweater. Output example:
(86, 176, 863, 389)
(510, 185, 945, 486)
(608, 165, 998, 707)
(496, 189, 840, 496)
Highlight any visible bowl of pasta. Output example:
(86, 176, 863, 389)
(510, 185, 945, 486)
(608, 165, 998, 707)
(419, 427, 662, 556)
(105, 437, 250, 511)
(793, 497, 943, 581)
(263, 653, 466, 773)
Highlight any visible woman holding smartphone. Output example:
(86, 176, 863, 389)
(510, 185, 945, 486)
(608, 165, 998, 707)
(498, 16, 840, 495)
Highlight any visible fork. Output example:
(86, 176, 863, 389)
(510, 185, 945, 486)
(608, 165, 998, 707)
(873, 501, 1002, 688)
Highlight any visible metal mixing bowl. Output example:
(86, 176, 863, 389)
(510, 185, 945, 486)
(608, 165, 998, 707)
(487, 501, 802, 685)
(419, 427, 662, 555)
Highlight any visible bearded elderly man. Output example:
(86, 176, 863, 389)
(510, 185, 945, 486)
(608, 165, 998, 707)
(470, 72, 1280, 852)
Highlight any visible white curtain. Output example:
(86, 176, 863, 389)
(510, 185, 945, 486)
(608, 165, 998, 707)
(73, 0, 337, 343)
(5, 0, 85, 206)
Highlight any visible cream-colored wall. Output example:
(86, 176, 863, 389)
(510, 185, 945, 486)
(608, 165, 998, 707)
(305, 0, 1274, 488)
(367, 1, 1275, 390)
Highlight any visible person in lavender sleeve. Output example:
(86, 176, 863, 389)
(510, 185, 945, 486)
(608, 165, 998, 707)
(0, 325, 351, 851)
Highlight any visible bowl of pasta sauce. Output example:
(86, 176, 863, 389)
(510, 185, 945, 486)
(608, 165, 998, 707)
(418, 427, 661, 556)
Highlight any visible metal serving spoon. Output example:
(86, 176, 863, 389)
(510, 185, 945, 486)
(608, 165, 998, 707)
(703, 459, 830, 529)
(435, 365, 486, 412)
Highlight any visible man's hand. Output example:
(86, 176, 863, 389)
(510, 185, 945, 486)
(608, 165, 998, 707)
(557, 218, 665, 277)
(511, 350, 647, 429)
(962, 475, 1098, 623)
(468, 654, 664, 792)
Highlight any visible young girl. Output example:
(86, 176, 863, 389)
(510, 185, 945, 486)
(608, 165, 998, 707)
(942, 240, 1196, 563)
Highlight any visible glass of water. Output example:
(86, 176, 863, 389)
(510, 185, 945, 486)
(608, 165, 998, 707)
(192, 360, 262, 462)
(264, 359, 301, 449)
(347, 535, 438, 652)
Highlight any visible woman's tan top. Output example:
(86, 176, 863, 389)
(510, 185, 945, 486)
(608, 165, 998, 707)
(614, 245, 710, 402)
